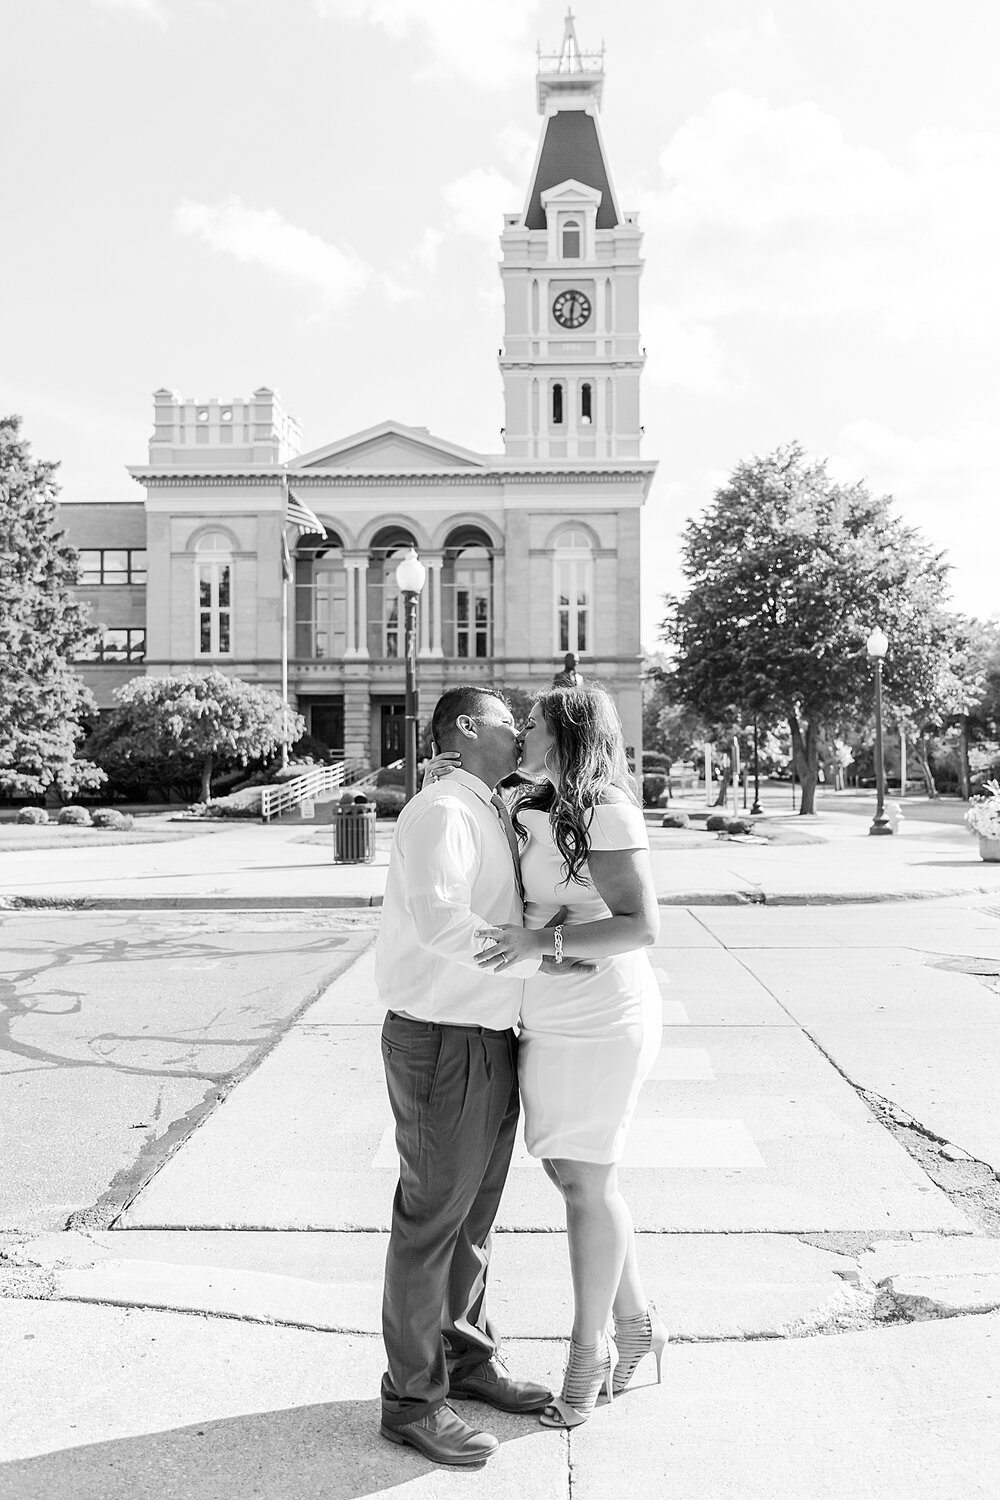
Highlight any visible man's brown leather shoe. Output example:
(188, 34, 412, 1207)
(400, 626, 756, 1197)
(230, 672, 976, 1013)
(380, 1404, 499, 1466)
(450, 1357, 552, 1414)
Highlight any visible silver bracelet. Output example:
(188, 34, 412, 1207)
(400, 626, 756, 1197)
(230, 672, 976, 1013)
(553, 925, 564, 965)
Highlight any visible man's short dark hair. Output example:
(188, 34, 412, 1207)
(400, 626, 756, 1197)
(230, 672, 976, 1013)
(431, 687, 511, 749)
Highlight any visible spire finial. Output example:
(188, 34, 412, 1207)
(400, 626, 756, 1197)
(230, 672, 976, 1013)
(536, 9, 605, 108)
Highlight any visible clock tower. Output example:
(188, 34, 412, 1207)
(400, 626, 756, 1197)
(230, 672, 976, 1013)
(499, 11, 645, 460)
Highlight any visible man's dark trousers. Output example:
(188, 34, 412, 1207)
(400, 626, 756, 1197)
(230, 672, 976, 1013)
(380, 1009, 519, 1429)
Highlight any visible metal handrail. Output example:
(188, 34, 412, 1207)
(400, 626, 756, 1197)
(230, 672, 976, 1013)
(260, 759, 367, 822)
(348, 758, 404, 793)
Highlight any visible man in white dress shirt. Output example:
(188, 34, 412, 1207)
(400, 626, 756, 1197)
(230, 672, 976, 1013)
(376, 686, 552, 1467)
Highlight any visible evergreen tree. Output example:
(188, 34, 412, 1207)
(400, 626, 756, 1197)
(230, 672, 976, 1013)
(660, 443, 953, 814)
(0, 415, 103, 798)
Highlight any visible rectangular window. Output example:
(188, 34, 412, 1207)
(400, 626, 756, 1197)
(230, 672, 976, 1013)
(74, 549, 147, 584)
(454, 571, 491, 657)
(197, 562, 232, 656)
(77, 628, 146, 663)
(298, 566, 348, 659)
(555, 558, 591, 655)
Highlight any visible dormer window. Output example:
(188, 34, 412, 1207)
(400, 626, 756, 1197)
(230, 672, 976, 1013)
(561, 218, 581, 259)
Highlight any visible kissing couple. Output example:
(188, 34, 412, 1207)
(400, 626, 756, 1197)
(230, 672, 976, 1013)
(374, 683, 666, 1467)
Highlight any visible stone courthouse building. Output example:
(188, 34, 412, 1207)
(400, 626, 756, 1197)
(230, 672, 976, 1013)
(61, 18, 657, 770)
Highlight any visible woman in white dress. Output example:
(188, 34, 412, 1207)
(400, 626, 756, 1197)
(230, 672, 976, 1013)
(474, 686, 667, 1428)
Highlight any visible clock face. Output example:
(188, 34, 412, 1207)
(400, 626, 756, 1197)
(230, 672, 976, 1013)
(552, 289, 592, 329)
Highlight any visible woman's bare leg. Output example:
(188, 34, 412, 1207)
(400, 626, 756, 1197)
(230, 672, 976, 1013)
(546, 1158, 641, 1344)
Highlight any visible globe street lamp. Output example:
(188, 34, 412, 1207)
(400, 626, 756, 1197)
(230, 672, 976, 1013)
(395, 548, 427, 803)
(866, 625, 892, 836)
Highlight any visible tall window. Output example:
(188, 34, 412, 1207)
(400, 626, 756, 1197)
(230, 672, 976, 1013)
(445, 544, 492, 658)
(580, 382, 593, 425)
(561, 218, 581, 258)
(294, 532, 347, 659)
(195, 531, 232, 657)
(554, 529, 593, 655)
(552, 382, 564, 426)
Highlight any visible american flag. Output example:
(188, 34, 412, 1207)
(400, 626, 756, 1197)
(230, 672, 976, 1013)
(285, 486, 324, 537)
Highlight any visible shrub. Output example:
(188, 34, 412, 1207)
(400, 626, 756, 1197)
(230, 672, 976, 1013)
(91, 808, 135, 831)
(661, 812, 690, 829)
(642, 751, 669, 771)
(705, 814, 729, 832)
(376, 765, 406, 788)
(16, 806, 49, 825)
(57, 806, 92, 826)
(372, 787, 407, 819)
(726, 818, 754, 835)
(642, 773, 667, 807)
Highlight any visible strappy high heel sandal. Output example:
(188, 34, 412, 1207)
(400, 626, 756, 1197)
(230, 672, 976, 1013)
(611, 1304, 668, 1395)
(538, 1335, 614, 1428)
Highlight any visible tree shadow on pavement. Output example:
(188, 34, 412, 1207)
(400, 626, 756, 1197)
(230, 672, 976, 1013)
(0, 1399, 546, 1500)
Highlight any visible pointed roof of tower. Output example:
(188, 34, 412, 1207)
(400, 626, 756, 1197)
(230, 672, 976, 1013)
(524, 11, 618, 231)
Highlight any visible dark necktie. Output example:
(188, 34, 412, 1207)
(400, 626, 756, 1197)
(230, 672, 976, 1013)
(491, 793, 525, 905)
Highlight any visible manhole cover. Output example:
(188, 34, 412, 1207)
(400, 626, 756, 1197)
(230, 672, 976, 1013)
(927, 955, 1000, 977)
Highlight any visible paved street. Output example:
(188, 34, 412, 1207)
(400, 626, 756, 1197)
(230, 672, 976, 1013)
(3, 858, 1000, 1496)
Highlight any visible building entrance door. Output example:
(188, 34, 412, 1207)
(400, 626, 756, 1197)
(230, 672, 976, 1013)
(309, 698, 344, 756)
(380, 701, 405, 765)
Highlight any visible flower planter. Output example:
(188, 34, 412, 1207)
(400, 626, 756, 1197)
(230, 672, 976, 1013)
(979, 836, 1000, 863)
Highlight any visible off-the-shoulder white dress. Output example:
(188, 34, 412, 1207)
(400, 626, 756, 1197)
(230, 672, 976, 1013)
(517, 801, 662, 1163)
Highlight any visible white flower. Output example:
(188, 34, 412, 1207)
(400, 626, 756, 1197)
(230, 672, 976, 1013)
(965, 779, 1000, 840)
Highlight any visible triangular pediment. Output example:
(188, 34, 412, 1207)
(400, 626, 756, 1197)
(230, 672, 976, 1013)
(293, 421, 486, 471)
(540, 178, 603, 208)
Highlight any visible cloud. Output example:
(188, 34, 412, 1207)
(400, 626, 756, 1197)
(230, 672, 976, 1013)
(173, 196, 371, 313)
(88, 0, 167, 23)
(641, 304, 733, 396)
(701, 7, 781, 58)
(828, 418, 998, 615)
(639, 90, 1000, 347)
(315, 0, 542, 87)
(442, 166, 521, 245)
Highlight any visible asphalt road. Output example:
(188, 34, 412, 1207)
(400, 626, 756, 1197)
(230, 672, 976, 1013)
(0, 909, 379, 1233)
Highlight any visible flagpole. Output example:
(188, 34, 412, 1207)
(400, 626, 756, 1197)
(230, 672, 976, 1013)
(280, 470, 289, 771)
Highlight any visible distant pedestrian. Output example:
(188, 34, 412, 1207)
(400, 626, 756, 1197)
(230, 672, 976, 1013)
(553, 651, 584, 688)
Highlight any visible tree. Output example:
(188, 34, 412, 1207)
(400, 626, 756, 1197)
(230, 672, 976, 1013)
(660, 444, 953, 814)
(88, 672, 305, 804)
(0, 415, 104, 799)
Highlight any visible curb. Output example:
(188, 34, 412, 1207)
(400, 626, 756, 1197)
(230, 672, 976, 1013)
(2, 886, 998, 912)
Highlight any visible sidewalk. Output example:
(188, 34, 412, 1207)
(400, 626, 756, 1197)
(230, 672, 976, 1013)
(1, 800, 997, 907)
(4, 927, 1000, 1497)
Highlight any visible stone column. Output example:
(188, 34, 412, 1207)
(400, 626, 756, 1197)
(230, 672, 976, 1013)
(344, 564, 357, 656)
(355, 558, 370, 658)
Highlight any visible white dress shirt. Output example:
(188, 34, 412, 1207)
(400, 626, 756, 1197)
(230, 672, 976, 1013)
(374, 769, 530, 1028)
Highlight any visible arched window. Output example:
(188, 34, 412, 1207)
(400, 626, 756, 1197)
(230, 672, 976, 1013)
(552, 382, 564, 426)
(554, 528, 593, 656)
(561, 218, 581, 259)
(443, 531, 493, 659)
(370, 527, 418, 657)
(294, 529, 346, 660)
(580, 382, 593, 425)
(195, 531, 232, 657)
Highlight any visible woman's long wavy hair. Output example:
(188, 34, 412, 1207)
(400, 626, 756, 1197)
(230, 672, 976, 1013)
(512, 685, 638, 886)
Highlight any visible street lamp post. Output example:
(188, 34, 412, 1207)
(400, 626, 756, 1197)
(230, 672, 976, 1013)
(394, 548, 427, 803)
(866, 626, 892, 836)
(751, 715, 763, 816)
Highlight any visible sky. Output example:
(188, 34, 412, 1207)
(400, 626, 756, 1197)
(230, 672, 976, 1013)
(3, 0, 998, 650)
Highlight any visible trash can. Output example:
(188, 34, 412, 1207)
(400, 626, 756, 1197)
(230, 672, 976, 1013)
(333, 792, 377, 864)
